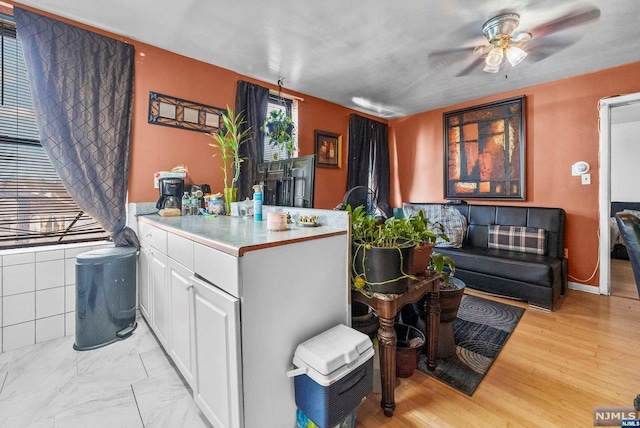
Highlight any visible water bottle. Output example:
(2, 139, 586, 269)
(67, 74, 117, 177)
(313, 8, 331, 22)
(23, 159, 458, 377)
(190, 193, 199, 215)
(181, 192, 190, 216)
(253, 185, 263, 222)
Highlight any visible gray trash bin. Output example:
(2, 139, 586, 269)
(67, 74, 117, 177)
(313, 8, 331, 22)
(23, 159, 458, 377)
(74, 246, 138, 351)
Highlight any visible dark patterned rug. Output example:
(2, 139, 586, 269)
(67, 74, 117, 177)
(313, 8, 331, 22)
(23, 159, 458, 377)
(417, 294, 525, 396)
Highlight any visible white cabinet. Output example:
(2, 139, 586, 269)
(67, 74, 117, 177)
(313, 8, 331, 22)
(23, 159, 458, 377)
(192, 274, 242, 428)
(138, 245, 152, 319)
(168, 258, 196, 388)
(136, 214, 349, 428)
(150, 248, 169, 348)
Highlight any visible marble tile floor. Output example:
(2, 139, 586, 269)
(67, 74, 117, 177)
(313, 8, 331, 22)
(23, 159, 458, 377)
(0, 317, 211, 428)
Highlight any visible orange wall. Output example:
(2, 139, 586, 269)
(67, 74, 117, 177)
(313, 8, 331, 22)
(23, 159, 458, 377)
(12, 2, 385, 210)
(128, 46, 380, 209)
(389, 61, 640, 287)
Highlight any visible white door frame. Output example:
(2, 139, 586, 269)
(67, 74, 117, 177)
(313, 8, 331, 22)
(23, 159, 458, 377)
(598, 92, 640, 295)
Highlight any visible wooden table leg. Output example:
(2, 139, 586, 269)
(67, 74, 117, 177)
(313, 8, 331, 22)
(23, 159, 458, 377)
(377, 315, 397, 417)
(425, 290, 440, 371)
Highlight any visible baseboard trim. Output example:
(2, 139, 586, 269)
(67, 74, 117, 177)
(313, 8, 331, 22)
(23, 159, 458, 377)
(568, 281, 601, 294)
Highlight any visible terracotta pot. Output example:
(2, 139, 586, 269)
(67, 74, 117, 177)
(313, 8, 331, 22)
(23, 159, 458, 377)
(394, 323, 425, 378)
(439, 277, 465, 323)
(411, 243, 434, 275)
(437, 277, 466, 358)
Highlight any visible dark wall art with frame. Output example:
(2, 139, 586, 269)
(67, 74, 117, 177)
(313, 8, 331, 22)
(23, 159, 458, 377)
(443, 95, 526, 200)
(148, 92, 224, 133)
(315, 130, 342, 168)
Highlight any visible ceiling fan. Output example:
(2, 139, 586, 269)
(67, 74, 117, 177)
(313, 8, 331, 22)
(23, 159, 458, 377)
(428, 6, 601, 76)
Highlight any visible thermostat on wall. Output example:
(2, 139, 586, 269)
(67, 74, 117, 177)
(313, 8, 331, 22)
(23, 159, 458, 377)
(571, 161, 590, 176)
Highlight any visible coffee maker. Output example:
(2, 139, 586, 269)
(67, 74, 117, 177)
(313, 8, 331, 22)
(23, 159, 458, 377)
(156, 178, 184, 210)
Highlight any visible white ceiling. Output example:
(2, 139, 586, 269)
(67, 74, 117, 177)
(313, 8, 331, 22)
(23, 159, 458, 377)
(11, 0, 640, 119)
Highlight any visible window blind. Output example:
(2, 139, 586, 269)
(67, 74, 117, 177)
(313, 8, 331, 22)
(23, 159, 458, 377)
(0, 15, 107, 248)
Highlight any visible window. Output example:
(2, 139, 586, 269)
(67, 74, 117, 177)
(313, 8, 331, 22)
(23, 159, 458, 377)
(263, 94, 297, 162)
(0, 14, 108, 249)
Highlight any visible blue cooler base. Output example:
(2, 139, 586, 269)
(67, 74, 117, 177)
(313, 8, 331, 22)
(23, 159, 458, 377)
(294, 358, 373, 428)
(297, 409, 356, 428)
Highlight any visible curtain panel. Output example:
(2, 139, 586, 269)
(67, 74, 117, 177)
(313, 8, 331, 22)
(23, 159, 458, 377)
(347, 114, 392, 219)
(15, 8, 138, 248)
(235, 80, 269, 201)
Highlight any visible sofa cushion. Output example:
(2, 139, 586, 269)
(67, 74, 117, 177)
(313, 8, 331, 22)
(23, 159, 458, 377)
(436, 246, 561, 288)
(488, 225, 546, 255)
(402, 203, 467, 248)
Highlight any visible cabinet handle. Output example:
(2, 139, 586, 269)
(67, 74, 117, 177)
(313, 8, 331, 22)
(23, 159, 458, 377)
(186, 284, 194, 290)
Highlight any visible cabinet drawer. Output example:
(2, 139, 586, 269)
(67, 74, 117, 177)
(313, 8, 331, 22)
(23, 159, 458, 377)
(194, 243, 239, 297)
(168, 232, 194, 271)
(138, 221, 168, 253)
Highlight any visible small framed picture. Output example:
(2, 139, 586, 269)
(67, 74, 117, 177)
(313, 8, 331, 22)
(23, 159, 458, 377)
(315, 130, 341, 168)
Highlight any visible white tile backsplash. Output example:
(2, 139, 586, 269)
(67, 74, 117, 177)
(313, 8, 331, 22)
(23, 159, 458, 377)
(35, 249, 65, 262)
(3, 321, 35, 351)
(65, 285, 76, 313)
(0, 240, 114, 354)
(36, 315, 65, 343)
(36, 287, 65, 319)
(65, 258, 76, 286)
(36, 259, 65, 291)
(3, 292, 35, 326)
(3, 252, 35, 266)
(3, 263, 36, 296)
(65, 312, 75, 337)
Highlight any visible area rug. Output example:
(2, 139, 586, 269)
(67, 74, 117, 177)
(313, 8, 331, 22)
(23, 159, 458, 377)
(417, 294, 525, 396)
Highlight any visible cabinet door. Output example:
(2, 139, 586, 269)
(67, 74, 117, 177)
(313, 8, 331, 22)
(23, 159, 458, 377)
(150, 249, 169, 348)
(138, 245, 152, 320)
(192, 275, 242, 428)
(168, 258, 196, 388)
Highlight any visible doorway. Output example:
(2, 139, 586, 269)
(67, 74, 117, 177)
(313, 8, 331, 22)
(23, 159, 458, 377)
(599, 92, 640, 298)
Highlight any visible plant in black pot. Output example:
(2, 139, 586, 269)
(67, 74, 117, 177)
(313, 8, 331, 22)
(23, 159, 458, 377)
(350, 205, 448, 295)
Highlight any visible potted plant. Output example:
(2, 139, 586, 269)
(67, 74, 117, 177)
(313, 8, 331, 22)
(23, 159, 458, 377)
(350, 205, 451, 295)
(263, 109, 295, 159)
(208, 107, 250, 213)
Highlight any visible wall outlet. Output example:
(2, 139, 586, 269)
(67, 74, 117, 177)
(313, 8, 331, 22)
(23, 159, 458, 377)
(581, 174, 591, 185)
(564, 248, 569, 259)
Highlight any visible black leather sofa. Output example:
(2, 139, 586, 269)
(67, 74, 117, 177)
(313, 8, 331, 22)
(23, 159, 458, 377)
(415, 204, 567, 310)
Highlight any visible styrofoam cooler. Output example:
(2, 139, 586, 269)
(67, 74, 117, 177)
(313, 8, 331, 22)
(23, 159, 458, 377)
(291, 324, 374, 428)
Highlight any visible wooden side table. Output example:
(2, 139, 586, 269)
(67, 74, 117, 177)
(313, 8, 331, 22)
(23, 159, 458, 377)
(351, 273, 440, 417)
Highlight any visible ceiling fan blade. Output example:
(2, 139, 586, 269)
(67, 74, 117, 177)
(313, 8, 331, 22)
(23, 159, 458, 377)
(428, 46, 480, 70)
(525, 37, 578, 63)
(455, 56, 485, 77)
(530, 6, 601, 39)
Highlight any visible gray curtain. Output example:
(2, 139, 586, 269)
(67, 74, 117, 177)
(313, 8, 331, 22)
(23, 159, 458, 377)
(347, 114, 392, 219)
(235, 80, 269, 201)
(15, 8, 138, 248)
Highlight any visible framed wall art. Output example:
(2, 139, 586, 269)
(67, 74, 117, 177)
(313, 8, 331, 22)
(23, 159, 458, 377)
(148, 92, 224, 133)
(315, 130, 342, 168)
(443, 95, 526, 200)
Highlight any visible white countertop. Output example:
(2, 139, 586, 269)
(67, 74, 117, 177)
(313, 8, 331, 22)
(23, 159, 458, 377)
(137, 213, 347, 257)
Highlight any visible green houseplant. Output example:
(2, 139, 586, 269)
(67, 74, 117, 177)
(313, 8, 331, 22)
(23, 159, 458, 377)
(208, 107, 250, 213)
(350, 205, 454, 295)
(263, 109, 295, 159)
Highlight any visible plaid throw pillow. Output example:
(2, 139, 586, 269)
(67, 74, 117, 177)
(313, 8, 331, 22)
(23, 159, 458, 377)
(488, 225, 546, 255)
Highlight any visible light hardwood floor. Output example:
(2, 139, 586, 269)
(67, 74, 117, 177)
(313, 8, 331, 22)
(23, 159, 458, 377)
(355, 288, 640, 427)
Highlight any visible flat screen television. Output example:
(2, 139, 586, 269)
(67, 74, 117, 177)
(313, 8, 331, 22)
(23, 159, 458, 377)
(256, 154, 315, 208)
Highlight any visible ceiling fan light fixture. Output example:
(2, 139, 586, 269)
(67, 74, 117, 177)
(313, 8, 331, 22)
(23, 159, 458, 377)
(485, 46, 504, 67)
(506, 46, 527, 67)
(483, 62, 500, 73)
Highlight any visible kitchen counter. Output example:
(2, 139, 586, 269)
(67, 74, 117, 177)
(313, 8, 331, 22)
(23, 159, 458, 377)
(137, 211, 347, 257)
